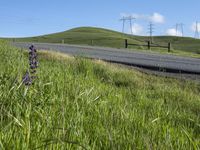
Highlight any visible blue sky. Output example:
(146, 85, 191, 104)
(0, 0, 199, 37)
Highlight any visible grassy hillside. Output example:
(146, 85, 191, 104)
(0, 41, 200, 149)
(11, 27, 139, 49)
(8, 27, 200, 54)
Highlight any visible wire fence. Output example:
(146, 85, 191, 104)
(125, 39, 171, 52)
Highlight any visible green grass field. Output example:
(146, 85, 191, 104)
(0, 40, 200, 149)
(7, 27, 200, 55)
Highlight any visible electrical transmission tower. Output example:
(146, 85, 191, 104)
(176, 23, 184, 36)
(180, 23, 184, 36)
(120, 16, 126, 33)
(194, 21, 199, 39)
(148, 22, 154, 43)
(120, 16, 135, 34)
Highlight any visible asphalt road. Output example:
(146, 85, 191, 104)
(13, 42, 200, 74)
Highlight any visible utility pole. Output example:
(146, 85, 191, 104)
(128, 16, 135, 34)
(195, 21, 199, 39)
(176, 23, 184, 37)
(148, 22, 154, 43)
(176, 23, 178, 36)
(180, 23, 184, 37)
(120, 15, 135, 34)
(120, 16, 126, 33)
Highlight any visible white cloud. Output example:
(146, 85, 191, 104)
(191, 22, 200, 32)
(132, 23, 143, 35)
(130, 12, 165, 24)
(149, 13, 165, 24)
(166, 28, 182, 36)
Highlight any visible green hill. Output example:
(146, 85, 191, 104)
(7, 27, 200, 54)
(0, 40, 200, 149)
(11, 27, 142, 49)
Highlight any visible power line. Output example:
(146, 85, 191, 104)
(129, 16, 135, 34)
(176, 23, 180, 36)
(120, 16, 135, 34)
(180, 23, 184, 36)
(148, 22, 154, 43)
(194, 21, 199, 39)
(120, 16, 126, 33)
(175, 23, 184, 37)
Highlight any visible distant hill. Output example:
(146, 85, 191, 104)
(6, 27, 200, 53)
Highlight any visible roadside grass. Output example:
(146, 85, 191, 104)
(131, 47, 200, 59)
(0, 41, 200, 149)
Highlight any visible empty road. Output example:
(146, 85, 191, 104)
(13, 42, 200, 74)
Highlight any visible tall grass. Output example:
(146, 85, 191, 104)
(0, 41, 199, 149)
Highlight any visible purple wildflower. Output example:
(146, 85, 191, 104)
(22, 71, 32, 86)
(23, 45, 38, 86)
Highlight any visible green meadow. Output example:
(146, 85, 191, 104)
(0, 41, 199, 149)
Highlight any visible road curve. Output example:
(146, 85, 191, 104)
(13, 42, 200, 74)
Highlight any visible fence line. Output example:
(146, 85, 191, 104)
(125, 39, 171, 52)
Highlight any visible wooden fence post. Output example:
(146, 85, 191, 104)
(148, 41, 151, 50)
(91, 40, 94, 46)
(62, 39, 65, 44)
(125, 39, 128, 48)
(168, 43, 171, 52)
